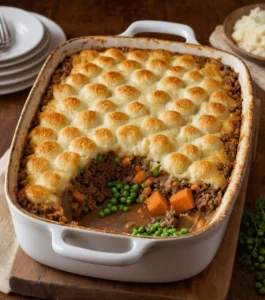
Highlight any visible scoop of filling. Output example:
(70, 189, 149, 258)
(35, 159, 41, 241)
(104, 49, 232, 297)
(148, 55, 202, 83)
(26, 151, 225, 237)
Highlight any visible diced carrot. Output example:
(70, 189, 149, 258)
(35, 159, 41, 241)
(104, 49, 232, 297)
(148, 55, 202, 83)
(169, 188, 195, 214)
(135, 165, 142, 172)
(122, 156, 134, 165)
(145, 191, 169, 217)
(66, 182, 74, 191)
(144, 177, 153, 186)
(160, 170, 168, 175)
(133, 170, 147, 184)
(196, 218, 206, 230)
(143, 186, 152, 196)
(73, 189, 86, 202)
(191, 184, 200, 191)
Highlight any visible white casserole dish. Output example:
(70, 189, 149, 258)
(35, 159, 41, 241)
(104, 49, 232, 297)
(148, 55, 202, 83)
(5, 21, 254, 283)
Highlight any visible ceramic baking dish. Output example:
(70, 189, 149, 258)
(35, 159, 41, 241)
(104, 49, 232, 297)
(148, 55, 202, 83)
(5, 21, 254, 283)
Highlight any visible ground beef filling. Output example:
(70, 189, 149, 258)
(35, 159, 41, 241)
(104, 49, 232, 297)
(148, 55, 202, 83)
(62, 152, 226, 222)
(16, 51, 242, 228)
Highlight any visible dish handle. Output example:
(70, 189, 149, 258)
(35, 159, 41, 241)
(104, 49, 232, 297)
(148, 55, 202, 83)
(119, 20, 199, 45)
(51, 227, 153, 266)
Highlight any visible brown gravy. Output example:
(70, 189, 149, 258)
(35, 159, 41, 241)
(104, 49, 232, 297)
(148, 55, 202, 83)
(79, 203, 204, 234)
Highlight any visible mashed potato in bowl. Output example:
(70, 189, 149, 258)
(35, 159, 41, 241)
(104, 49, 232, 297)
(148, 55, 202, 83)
(232, 7, 265, 57)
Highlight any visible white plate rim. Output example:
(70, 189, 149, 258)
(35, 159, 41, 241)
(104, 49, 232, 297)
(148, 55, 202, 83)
(0, 6, 45, 61)
(0, 33, 51, 76)
(0, 12, 66, 95)
(0, 59, 45, 86)
(0, 75, 35, 95)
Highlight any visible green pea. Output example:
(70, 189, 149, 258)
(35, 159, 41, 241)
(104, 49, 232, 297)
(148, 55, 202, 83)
(107, 203, 113, 209)
(110, 198, 118, 205)
(146, 228, 152, 235)
(99, 211, 105, 218)
(154, 230, 161, 236)
(157, 228, 163, 235)
(132, 230, 138, 235)
(111, 187, 118, 193)
(104, 208, 111, 215)
(258, 231, 264, 237)
(107, 182, 114, 187)
(173, 232, 178, 236)
(252, 251, 258, 258)
(152, 167, 160, 177)
(255, 282, 263, 289)
(135, 198, 140, 203)
(111, 206, 118, 213)
(82, 207, 89, 214)
(154, 222, 161, 229)
(168, 229, 176, 234)
(150, 226, 157, 233)
(126, 199, 131, 206)
(140, 183, 146, 188)
(259, 256, 265, 263)
(131, 184, 139, 192)
(161, 233, 169, 237)
(123, 206, 129, 212)
(247, 238, 254, 245)
(96, 154, 104, 162)
(130, 192, 137, 199)
(163, 228, 168, 233)
(119, 204, 124, 210)
(138, 227, 145, 233)
(256, 272, 264, 281)
(114, 192, 121, 198)
(180, 228, 189, 235)
(123, 190, 130, 197)
(124, 184, 130, 190)
(114, 157, 120, 163)
(260, 249, 265, 256)
(248, 245, 254, 252)
(259, 287, 265, 295)
(120, 197, 126, 203)
(116, 183, 123, 190)
(261, 264, 265, 270)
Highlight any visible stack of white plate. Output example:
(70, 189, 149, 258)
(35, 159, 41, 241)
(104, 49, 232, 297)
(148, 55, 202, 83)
(0, 6, 66, 95)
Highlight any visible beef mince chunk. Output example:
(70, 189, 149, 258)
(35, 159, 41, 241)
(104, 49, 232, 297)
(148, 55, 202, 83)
(194, 184, 226, 212)
(70, 152, 138, 212)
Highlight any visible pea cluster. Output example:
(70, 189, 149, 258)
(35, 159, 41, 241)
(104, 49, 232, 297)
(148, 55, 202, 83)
(132, 222, 189, 237)
(238, 198, 265, 295)
(98, 180, 142, 218)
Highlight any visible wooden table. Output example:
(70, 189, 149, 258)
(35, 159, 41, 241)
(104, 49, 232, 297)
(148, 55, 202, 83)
(0, 0, 264, 299)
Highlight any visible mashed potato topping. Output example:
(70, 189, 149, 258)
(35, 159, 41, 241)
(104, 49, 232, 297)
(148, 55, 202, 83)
(232, 7, 265, 57)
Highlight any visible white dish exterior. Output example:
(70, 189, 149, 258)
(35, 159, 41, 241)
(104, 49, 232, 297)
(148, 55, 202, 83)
(5, 21, 253, 282)
(0, 7, 44, 61)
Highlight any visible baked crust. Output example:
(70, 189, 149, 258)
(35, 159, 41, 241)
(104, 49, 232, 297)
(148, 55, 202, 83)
(17, 47, 244, 223)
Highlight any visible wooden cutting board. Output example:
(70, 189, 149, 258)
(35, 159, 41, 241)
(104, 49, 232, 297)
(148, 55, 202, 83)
(9, 99, 261, 300)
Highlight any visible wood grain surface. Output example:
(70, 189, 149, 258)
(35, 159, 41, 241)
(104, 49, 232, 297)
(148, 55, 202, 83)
(0, 0, 264, 299)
